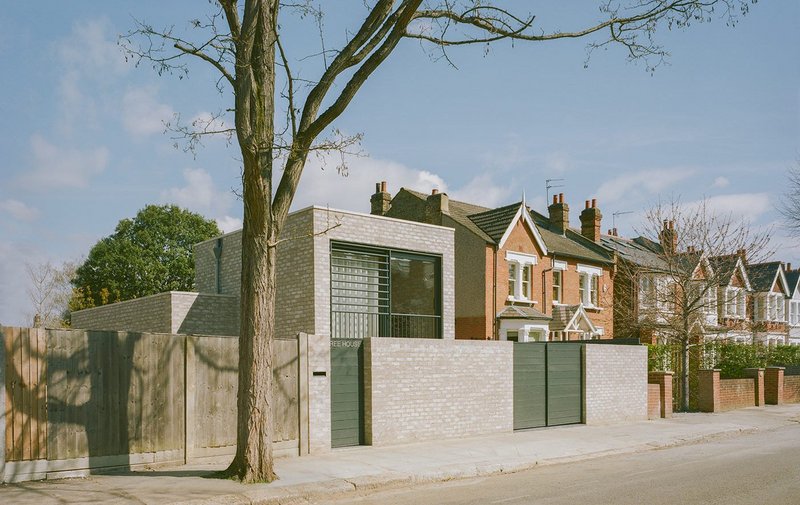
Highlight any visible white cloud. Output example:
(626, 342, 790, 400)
(449, 174, 515, 208)
(711, 176, 730, 188)
(216, 216, 243, 233)
(161, 168, 241, 231)
(122, 86, 175, 136)
(20, 135, 109, 190)
(687, 192, 771, 223)
(543, 151, 572, 174)
(0, 200, 39, 222)
(55, 18, 129, 135)
(596, 169, 694, 204)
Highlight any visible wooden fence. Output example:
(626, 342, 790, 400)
(1, 326, 300, 482)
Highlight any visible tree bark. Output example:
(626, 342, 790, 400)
(225, 0, 280, 483)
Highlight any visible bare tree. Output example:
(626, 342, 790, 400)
(121, 0, 757, 481)
(26, 261, 78, 328)
(611, 198, 772, 411)
(779, 163, 800, 238)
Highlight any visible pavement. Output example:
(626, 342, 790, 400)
(2, 404, 800, 505)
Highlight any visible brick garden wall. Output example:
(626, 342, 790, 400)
(719, 379, 755, 411)
(648, 384, 661, 419)
(363, 338, 512, 446)
(784, 376, 800, 403)
(584, 344, 648, 424)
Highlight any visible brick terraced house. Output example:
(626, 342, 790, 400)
(747, 261, 791, 346)
(370, 182, 615, 341)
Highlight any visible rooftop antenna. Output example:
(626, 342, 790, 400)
(545, 178, 564, 204)
(612, 210, 634, 230)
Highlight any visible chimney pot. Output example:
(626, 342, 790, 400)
(431, 188, 438, 195)
(613, 227, 618, 236)
(552, 195, 558, 205)
(381, 181, 387, 192)
(559, 193, 564, 204)
(592, 198, 597, 208)
(375, 182, 381, 193)
(370, 181, 392, 215)
(585, 200, 590, 209)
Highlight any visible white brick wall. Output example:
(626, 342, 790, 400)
(363, 337, 513, 445)
(584, 345, 648, 424)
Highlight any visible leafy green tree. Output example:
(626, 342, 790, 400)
(71, 205, 221, 308)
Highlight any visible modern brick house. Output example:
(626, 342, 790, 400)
(73, 206, 455, 341)
(370, 183, 614, 341)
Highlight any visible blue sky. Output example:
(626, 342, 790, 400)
(0, 2, 798, 325)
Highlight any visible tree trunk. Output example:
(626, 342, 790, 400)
(680, 336, 690, 412)
(225, 0, 280, 483)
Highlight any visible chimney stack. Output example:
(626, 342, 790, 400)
(425, 189, 449, 225)
(659, 220, 678, 255)
(370, 180, 391, 216)
(548, 192, 569, 234)
(579, 198, 602, 242)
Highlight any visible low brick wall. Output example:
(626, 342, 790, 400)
(363, 338, 513, 446)
(785, 376, 800, 403)
(699, 368, 765, 413)
(648, 384, 661, 419)
(584, 344, 648, 424)
(71, 292, 239, 336)
(719, 379, 755, 411)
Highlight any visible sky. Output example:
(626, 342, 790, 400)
(0, 2, 798, 326)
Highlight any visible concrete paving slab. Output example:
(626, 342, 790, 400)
(1, 404, 799, 505)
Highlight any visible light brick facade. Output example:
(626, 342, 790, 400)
(363, 337, 513, 445)
(583, 344, 648, 424)
(193, 206, 455, 340)
(71, 291, 239, 336)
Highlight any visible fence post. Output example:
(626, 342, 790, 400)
(0, 326, 6, 481)
(698, 369, 720, 413)
(184, 336, 195, 464)
(744, 368, 765, 407)
(765, 367, 785, 405)
(297, 332, 309, 456)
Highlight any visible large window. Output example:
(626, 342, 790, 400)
(578, 264, 601, 308)
(725, 287, 746, 319)
(552, 270, 562, 304)
(506, 251, 537, 302)
(331, 243, 441, 339)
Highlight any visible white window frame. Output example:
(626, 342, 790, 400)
(552, 260, 566, 305)
(577, 264, 601, 309)
(506, 251, 537, 302)
(725, 287, 745, 319)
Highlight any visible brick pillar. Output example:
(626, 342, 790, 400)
(698, 369, 720, 413)
(744, 368, 765, 407)
(648, 371, 674, 418)
(765, 367, 785, 405)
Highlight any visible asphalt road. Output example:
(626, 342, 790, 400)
(314, 423, 800, 505)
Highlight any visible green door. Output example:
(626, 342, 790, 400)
(513, 342, 547, 430)
(546, 343, 583, 426)
(330, 339, 364, 448)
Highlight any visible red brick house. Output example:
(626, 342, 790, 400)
(370, 183, 614, 341)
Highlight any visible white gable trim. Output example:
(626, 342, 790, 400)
(773, 268, 790, 296)
(497, 203, 548, 255)
(733, 257, 752, 291)
(506, 250, 538, 265)
(565, 305, 597, 333)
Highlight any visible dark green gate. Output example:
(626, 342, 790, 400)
(513, 343, 547, 430)
(513, 342, 583, 430)
(546, 343, 583, 426)
(330, 339, 364, 448)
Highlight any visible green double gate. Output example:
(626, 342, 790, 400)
(330, 338, 365, 448)
(513, 342, 584, 430)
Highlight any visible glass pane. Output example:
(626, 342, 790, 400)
(507, 330, 518, 342)
(391, 254, 438, 316)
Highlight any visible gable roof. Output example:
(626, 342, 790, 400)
(600, 234, 668, 271)
(787, 270, 800, 296)
(549, 304, 597, 333)
(746, 262, 788, 294)
(399, 188, 611, 265)
(496, 305, 552, 321)
(708, 254, 751, 289)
